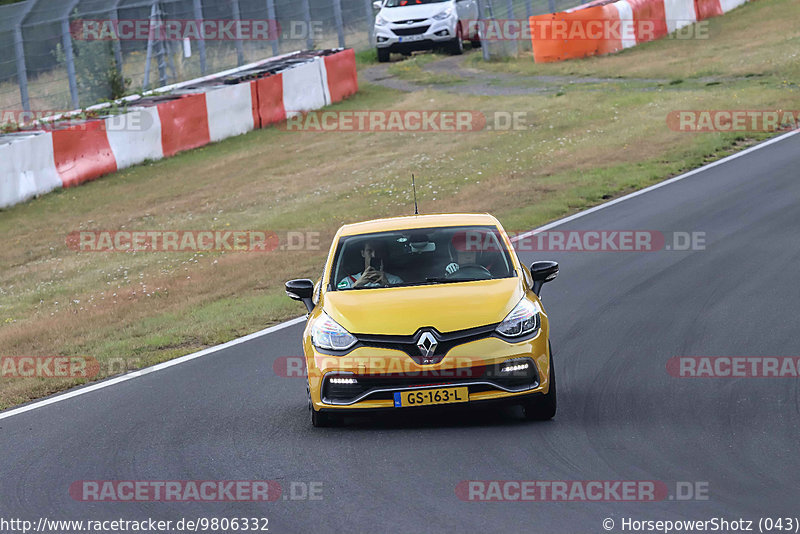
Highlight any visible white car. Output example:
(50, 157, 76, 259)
(373, 0, 480, 62)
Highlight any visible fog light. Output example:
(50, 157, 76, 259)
(434, 29, 450, 37)
(377, 36, 389, 43)
(500, 363, 529, 373)
(329, 377, 357, 385)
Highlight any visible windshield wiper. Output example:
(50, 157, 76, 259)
(425, 277, 486, 283)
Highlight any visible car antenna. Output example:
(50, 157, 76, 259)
(412, 174, 419, 215)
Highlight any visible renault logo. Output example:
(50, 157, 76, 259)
(417, 331, 438, 361)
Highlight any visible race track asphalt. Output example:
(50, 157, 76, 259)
(1, 131, 798, 533)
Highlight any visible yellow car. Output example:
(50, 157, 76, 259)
(285, 213, 559, 427)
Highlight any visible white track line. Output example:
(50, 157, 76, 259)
(1, 128, 798, 421)
(512, 128, 800, 241)
(0, 317, 307, 421)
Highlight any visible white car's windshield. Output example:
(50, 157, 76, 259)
(384, 0, 449, 7)
(331, 225, 515, 290)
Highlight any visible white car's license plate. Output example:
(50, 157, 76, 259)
(399, 34, 425, 42)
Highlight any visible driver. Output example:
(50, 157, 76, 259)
(445, 232, 481, 275)
(338, 240, 403, 289)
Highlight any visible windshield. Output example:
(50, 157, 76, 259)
(384, 0, 449, 7)
(331, 225, 516, 290)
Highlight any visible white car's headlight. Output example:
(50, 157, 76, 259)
(433, 8, 454, 20)
(311, 312, 357, 351)
(375, 14, 388, 25)
(496, 299, 541, 338)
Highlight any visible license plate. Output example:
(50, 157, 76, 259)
(399, 35, 424, 43)
(394, 387, 469, 408)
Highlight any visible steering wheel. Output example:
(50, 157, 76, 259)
(445, 264, 492, 280)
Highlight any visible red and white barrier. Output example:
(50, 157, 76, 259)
(663, 0, 697, 33)
(52, 121, 118, 188)
(206, 83, 256, 143)
(0, 133, 61, 208)
(105, 106, 164, 170)
(282, 58, 329, 117)
(0, 49, 358, 209)
(530, 0, 751, 62)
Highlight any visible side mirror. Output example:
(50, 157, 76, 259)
(286, 279, 315, 313)
(373, 0, 382, 9)
(530, 261, 559, 296)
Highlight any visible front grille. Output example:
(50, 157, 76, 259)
(353, 324, 498, 365)
(321, 359, 539, 405)
(395, 18, 428, 25)
(392, 26, 430, 36)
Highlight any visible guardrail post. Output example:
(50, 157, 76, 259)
(13, 0, 37, 112)
(477, 0, 490, 61)
(301, 0, 314, 49)
(506, 0, 518, 56)
(193, 0, 207, 74)
(143, 2, 156, 88)
(14, 26, 30, 112)
(231, 0, 245, 65)
(333, 0, 345, 48)
(110, 1, 125, 77)
(266, 0, 279, 56)
(363, 0, 374, 46)
(549, 0, 557, 13)
(525, 0, 533, 18)
(61, 9, 80, 109)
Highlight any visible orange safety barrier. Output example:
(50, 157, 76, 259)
(157, 93, 211, 158)
(52, 120, 117, 188)
(530, 4, 623, 63)
(324, 49, 359, 104)
(250, 73, 286, 129)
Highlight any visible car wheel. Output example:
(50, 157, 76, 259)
(377, 48, 391, 63)
(308, 380, 337, 427)
(522, 343, 557, 421)
(447, 26, 464, 55)
(470, 28, 481, 48)
(311, 407, 336, 427)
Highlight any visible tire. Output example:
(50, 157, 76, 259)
(447, 26, 464, 55)
(308, 380, 337, 427)
(311, 408, 336, 427)
(522, 343, 557, 421)
(377, 47, 390, 63)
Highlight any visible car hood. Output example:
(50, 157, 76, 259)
(379, 4, 448, 22)
(323, 278, 524, 336)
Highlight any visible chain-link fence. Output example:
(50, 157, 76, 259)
(0, 0, 584, 115)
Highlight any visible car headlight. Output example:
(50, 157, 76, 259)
(311, 312, 357, 351)
(375, 14, 388, 25)
(433, 8, 453, 20)
(496, 299, 541, 338)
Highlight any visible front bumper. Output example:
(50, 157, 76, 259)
(375, 17, 457, 51)
(307, 334, 551, 412)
